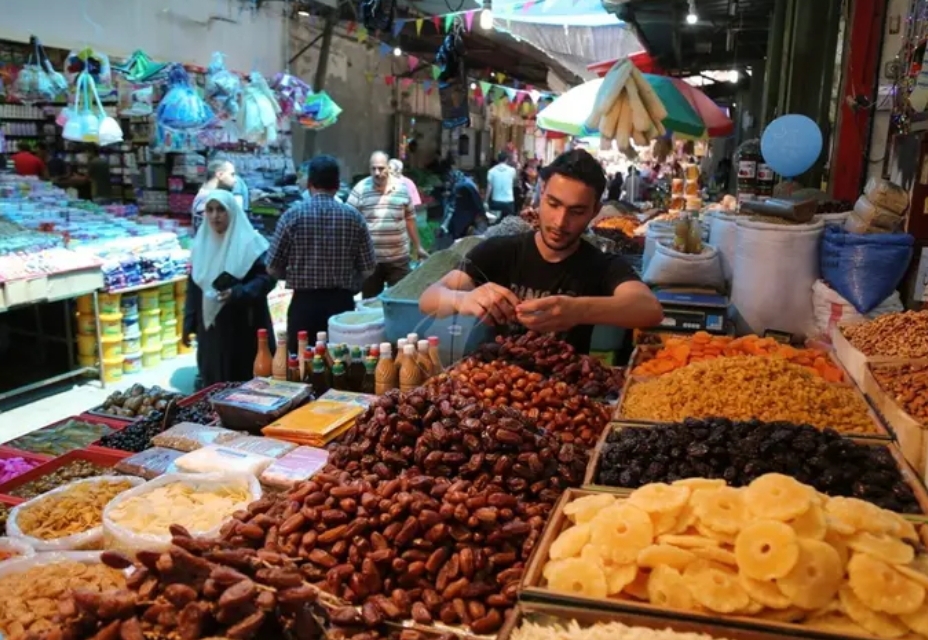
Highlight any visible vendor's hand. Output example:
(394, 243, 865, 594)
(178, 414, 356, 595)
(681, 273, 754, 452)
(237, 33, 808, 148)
(418, 248, 430, 260)
(516, 296, 579, 333)
(217, 289, 232, 303)
(459, 283, 520, 326)
(182, 332, 193, 348)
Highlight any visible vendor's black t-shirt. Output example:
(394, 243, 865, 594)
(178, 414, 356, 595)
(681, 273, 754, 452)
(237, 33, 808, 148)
(462, 232, 639, 353)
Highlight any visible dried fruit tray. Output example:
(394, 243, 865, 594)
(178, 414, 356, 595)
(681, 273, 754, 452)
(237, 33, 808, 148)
(832, 322, 912, 389)
(863, 359, 928, 480)
(612, 375, 892, 441)
(0, 445, 52, 464)
(3, 415, 129, 459)
(498, 600, 805, 640)
(581, 422, 928, 516)
(520, 488, 900, 640)
(0, 447, 131, 497)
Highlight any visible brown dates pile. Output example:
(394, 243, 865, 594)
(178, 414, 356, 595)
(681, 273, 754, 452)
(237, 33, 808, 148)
(474, 332, 624, 398)
(429, 358, 611, 448)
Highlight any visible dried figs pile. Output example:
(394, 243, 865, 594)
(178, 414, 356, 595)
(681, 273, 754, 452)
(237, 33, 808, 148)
(430, 358, 611, 447)
(474, 332, 623, 398)
(35, 529, 329, 640)
(221, 469, 545, 636)
(597, 418, 921, 514)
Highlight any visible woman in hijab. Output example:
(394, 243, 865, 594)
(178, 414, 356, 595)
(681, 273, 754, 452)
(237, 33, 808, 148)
(182, 190, 276, 385)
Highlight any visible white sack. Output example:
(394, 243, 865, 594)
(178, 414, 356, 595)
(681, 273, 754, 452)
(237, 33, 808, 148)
(811, 279, 904, 340)
(328, 309, 385, 347)
(708, 212, 738, 284)
(643, 242, 725, 290)
(642, 221, 676, 273)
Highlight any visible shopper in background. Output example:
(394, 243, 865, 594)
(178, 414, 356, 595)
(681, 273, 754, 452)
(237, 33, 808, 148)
(11, 141, 48, 179)
(518, 161, 540, 211)
(192, 159, 238, 232)
(183, 190, 275, 386)
(623, 165, 641, 202)
(485, 151, 517, 219)
(435, 161, 485, 250)
(348, 150, 424, 299)
(87, 147, 113, 202)
(388, 158, 422, 208)
(268, 155, 376, 354)
(606, 170, 624, 202)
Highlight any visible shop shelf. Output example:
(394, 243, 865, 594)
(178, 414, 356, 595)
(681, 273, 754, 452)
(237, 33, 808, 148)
(0, 447, 132, 497)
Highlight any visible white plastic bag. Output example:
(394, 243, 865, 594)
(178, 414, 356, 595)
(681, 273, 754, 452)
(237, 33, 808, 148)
(6, 476, 144, 552)
(731, 218, 824, 337)
(0, 536, 35, 564)
(643, 242, 724, 290)
(175, 445, 275, 476)
(814, 211, 851, 226)
(642, 221, 676, 272)
(103, 472, 261, 553)
(0, 550, 114, 581)
(328, 309, 385, 347)
(708, 212, 738, 284)
(811, 279, 904, 340)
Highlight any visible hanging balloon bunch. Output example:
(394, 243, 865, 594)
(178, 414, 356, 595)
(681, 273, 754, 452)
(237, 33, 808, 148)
(156, 63, 215, 130)
(205, 52, 243, 118)
(238, 71, 282, 144)
(12, 36, 68, 104)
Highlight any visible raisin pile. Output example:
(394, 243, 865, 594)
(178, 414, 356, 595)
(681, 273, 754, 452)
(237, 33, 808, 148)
(597, 417, 922, 513)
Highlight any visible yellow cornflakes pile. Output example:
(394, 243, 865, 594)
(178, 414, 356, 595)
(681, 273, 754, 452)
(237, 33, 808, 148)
(16, 479, 136, 540)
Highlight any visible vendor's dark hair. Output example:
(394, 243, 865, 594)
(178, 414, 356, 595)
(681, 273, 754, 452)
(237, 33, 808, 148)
(308, 155, 341, 191)
(541, 149, 606, 201)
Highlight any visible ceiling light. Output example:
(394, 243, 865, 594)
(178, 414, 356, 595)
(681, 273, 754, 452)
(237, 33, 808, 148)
(480, 8, 493, 29)
(298, 9, 309, 16)
(393, 47, 402, 56)
(470, 82, 477, 90)
(686, 0, 698, 24)
(731, 70, 740, 82)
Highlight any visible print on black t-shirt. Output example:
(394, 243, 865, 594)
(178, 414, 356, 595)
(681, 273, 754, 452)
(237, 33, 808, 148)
(462, 232, 639, 353)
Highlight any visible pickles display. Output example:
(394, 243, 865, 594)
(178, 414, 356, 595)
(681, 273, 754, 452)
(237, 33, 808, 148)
(5, 420, 116, 456)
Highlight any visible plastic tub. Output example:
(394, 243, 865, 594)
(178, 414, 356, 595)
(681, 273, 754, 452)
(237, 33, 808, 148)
(139, 289, 159, 310)
(162, 319, 178, 340)
(140, 308, 161, 332)
(123, 351, 142, 374)
(122, 335, 141, 354)
(158, 283, 175, 302)
(77, 354, 96, 368)
(160, 303, 177, 322)
(174, 279, 187, 297)
(120, 294, 139, 317)
(122, 314, 140, 339)
(102, 356, 124, 383)
(99, 312, 123, 337)
(76, 295, 94, 315)
(76, 334, 98, 357)
(142, 346, 162, 369)
(98, 292, 121, 315)
(76, 313, 96, 336)
(162, 337, 179, 360)
(100, 334, 123, 360)
(141, 327, 162, 350)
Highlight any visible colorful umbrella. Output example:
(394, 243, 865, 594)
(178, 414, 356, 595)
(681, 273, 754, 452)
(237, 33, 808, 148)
(537, 75, 706, 139)
(668, 78, 734, 137)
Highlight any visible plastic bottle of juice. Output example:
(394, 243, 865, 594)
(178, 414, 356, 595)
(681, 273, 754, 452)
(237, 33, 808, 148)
(253, 329, 273, 377)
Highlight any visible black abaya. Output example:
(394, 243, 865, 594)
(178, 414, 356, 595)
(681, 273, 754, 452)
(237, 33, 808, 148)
(183, 253, 277, 386)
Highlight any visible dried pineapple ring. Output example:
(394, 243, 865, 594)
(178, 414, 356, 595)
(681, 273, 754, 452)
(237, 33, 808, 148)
(734, 520, 800, 580)
(896, 564, 928, 591)
(628, 482, 691, 515)
(673, 478, 727, 492)
(738, 574, 792, 610)
(787, 502, 827, 541)
(563, 493, 616, 524)
(549, 523, 591, 560)
(658, 534, 720, 549)
(738, 599, 765, 615)
(682, 560, 749, 613)
(849, 553, 926, 615)
(590, 503, 654, 564)
(888, 513, 919, 543)
(580, 544, 638, 594)
(543, 558, 570, 581)
(825, 529, 850, 567)
(695, 521, 737, 546)
(744, 473, 812, 521)
(848, 531, 916, 566)
(778, 538, 842, 610)
(840, 585, 909, 638)
(826, 496, 892, 535)
(900, 602, 928, 635)
(755, 606, 806, 623)
(805, 613, 871, 635)
(623, 570, 651, 601)
(648, 565, 697, 611)
(545, 556, 608, 599)
(692, 487, 748, 534)
(666, 504, 697, 535)
(637, 544, 698, 571)
(691, 545, 737, 567)
(651, 509, 682, 536)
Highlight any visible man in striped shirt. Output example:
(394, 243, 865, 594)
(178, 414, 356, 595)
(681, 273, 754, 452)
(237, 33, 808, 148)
(348, 151, 424, 298)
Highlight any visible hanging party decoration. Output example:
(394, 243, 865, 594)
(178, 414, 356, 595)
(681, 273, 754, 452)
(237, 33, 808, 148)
(238, 72, 282, 145)
(205, 52, 243, 119)
(298, 91, 343, 130)
(760, 114, 823, 178)
(12, 37, 67, 104)
(60, 70, 122, 145)
(112, 50, 168, 84)
(359, 0, 397, 33)
(270, 72, 312, 118)
(157, 64, 215, 131)
(65, 48, 112, 88)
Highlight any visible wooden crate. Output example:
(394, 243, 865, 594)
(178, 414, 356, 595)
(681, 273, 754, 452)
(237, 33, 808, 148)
(831, 322, 904, 389)
(519, 488, 909, 640)
(864, 360, 928, 480)
(581, 422, 928, 515)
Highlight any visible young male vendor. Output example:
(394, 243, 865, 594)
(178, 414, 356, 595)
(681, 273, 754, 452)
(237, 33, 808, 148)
(419, 149, 663, 353)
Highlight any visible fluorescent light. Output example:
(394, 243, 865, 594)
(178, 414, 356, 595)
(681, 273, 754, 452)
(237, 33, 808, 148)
(393, 47, 402, 56)
(480, 8, 493, 29)
(298, 10, 309, 16)
(686, 11, 698, 24)
(731, 70, 740, 82)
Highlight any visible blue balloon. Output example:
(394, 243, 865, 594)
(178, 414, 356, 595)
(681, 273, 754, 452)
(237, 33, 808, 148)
(760, 114, 823, 178)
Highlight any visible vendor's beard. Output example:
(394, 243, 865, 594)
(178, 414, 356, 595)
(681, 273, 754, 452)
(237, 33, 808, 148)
(539, 226, 580, 252)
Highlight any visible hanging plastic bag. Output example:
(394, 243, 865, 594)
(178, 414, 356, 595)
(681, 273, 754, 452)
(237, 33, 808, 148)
(113, 50, 168, 84)
(65, 48, 112, 88)
(157, 64, 215, 131)
(12, 37, 62, 103)
(62, 72, 95, 142)
(119, 85, 153, 117)
(205, 52, 243, 119)
(238, 72, 281, 144)
(298, 91, 342, 130)
(820, 225, 914, 313)
(271, 72, 312, 118)
(87, 74, 123, 145)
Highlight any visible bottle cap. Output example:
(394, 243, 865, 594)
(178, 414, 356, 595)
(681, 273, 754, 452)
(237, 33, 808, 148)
(379, 342, 392, 356)
(403, 344, 415, 356)
(428, 336, 439, 346)
(288, 355, 298, 366)
(351, 345, 363, 357)
(317, 331, 327, 342)
(298, 331, 308, 340)
(407, 333, 418, 343)
(417, 339, 429, 351)
(397, 338, 408, 351)
(258, 328, 268, 337)
(304, 347, 314, 358)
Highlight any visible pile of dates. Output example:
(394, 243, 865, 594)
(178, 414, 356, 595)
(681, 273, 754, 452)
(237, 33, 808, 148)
(474, 332, 623, 398)
(28, 528, 330, 640)
(222, 468, 545, 635)
(430, 358, 610, 447)
(329, 389, 589, 495)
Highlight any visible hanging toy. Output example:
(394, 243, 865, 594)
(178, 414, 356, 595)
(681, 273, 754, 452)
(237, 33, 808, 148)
(270, 72, 312, 119)
(298, 91, 342, 130)
(157, 64, 215, 131)
(65, 48, 112, 88)
(12, 37, 67, 104)
(238, 72, 281, 145)
(205, 52, 243, 119)
(435, 19, 466, 83)
(113, 50, 168, 84)
(60, 70, 122, 145)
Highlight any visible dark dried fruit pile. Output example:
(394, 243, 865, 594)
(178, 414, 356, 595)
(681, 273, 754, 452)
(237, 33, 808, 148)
(596, 418, 922, 513)
(474, 332, 623, 398)
(172, 382, 241, 425)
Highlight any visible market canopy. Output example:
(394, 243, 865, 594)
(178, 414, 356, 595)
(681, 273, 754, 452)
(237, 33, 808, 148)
(536, 73, 705, 138)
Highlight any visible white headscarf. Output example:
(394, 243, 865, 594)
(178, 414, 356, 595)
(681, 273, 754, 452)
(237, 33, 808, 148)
(191, 190, 268, 329)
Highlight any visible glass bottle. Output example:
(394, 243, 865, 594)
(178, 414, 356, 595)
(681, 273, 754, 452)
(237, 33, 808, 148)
(253, 328, 273, 377)
(311, 354, 329, 395)
(332, 360, 348, 391)
(349, 345, 365, 391)
(361, 356, 377, 394)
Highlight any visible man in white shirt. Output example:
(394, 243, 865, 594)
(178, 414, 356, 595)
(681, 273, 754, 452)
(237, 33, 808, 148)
(485, 152, 517, 220)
